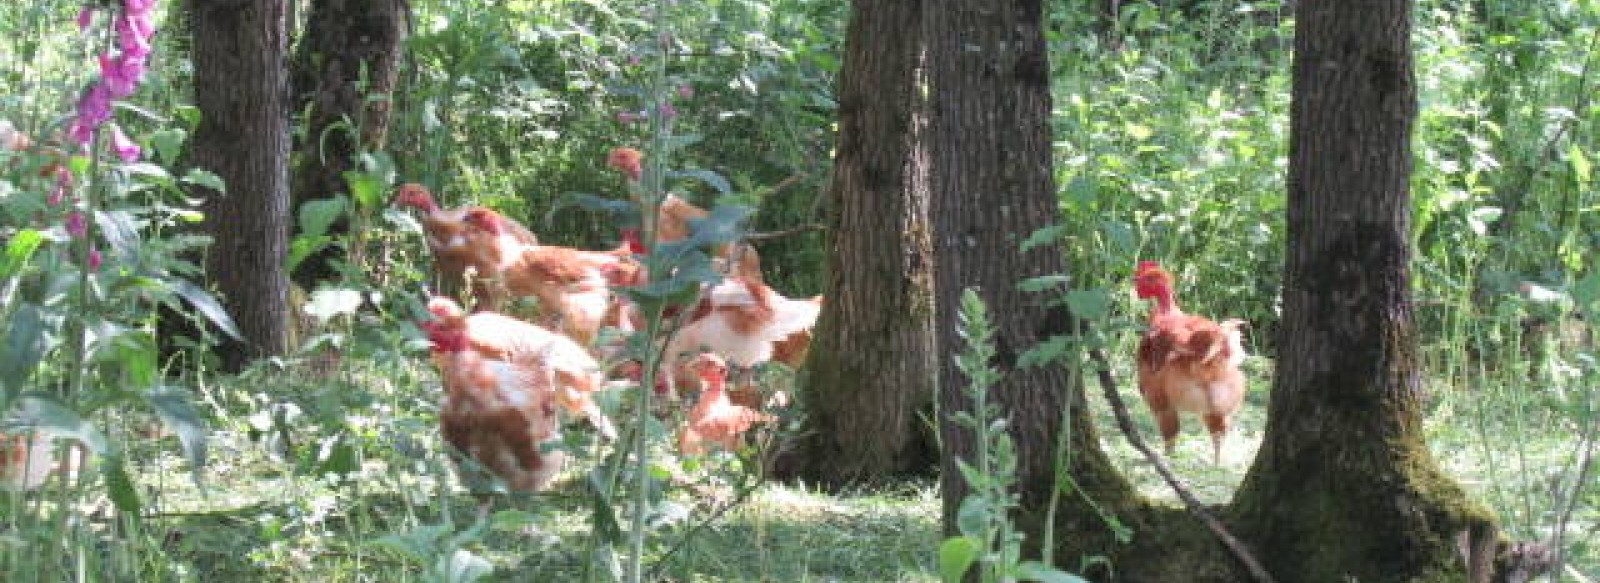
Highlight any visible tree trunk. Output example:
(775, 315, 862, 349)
(289, 0, 409, 288)
(1228, 2, 1508, 580)
(924, 0, 1135, 549)
(788, 0, 940, 486)
(189, 0, 293, 372)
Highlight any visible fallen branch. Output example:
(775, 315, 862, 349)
(1086, 347, 1277, 583)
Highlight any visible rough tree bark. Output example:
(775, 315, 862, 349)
(924, 0, 1136, 554)
(288, 0, 409, 287)
(1228, 2, 1520, 581)
(790, 0, 940, 486)
(189, 0, 293, 372)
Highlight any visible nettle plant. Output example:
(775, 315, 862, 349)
(1, 0, 224, 575)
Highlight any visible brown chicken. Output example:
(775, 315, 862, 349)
(425, 313, 566, 493)
(392, 183, 540, 302)
(427, 297, 617, 439)
(661, 277, 822, 394)
(677, 353, 774, 455)
(1133, 261, 1246, 464)
(0, 432, 59, 491)
(456, 208, 636, 347)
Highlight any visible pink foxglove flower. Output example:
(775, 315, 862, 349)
(65, 211, 88, 239)
(77, 7, 96, 31)
(88, 248, 103, 271)
(110, 124, 141, 162)
(48, 167, 73, 206)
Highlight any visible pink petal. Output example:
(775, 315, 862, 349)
(88, 248, 103, 271)
(77, 7, 96, 31)
(110, 124, 141, 162)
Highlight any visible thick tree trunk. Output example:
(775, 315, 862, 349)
(789, 0, 939, 486)
(925, 0, 1136, 550)
(288, 0, 408, 287)
(1228, 2, 1508, 581)
(189, 0, 293, 372)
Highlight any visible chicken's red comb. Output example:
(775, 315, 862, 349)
(1135, 260, 1165, 276)
(462, 208, 503, 234)
(426, 296, 464, 320)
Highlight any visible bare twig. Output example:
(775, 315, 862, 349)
(1086, 347, 1277, 583)
(743, 223, 825, 242)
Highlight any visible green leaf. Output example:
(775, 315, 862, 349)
(169, 279, 243, 341)
(1017, 274, 1071, 293)
(1569, 144, 1592, 184)
(304, 288, 365, 325)
(1018, 335, 1072, 369)
(0, 305, 59, 398)
(0, 229, 45, 280)
(96, 210, 143, 265)
(955, 496, 991, 538)
(937, 536, 981, 583)
(288, 235, 334, 273)
(686, 204, 753, 247)
(1015, 561, 1090, 583)
(1021, 225, 1070, 253)
(181, 168, 226, 193)
(343, 171, 384, 211)
(669, 169, 733, 196)
(298, 196, 348, 239)
(145, 386, 210, 490)
(5, 394, 107, 455)
(1065, 288, 1112, 320)
(120, 162, 171, 181)
(1572, 270, 1600, 317)
(149, 128, 187, 165)
(103, 452, 144, 514)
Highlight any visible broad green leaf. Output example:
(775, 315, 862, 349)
(304, 288, 365, 325)
(1016, 561, 1090, 583)
(96, 210, 143, 264)
(181, 168, 226, 193)
(1572, 270, 1600, 316)
(1021, 224, 1070, 253)
(669, 169, 733, 196)
(343, 170, 384, 211)
(686, 204, 753, 247)
(955, 495, 991, 538)
(5, 394, 107, 455)
(149, 128, 187, 165)
(145, 386, 210, 489)
(0, 305, 58, 397)
(1018, 335, 1071, 369)
(287, 235, 335, 272)
(359, 151, 398, 188)
(0, 229, 45, 279)
(937, 536, 981, 583)
(298, 196, 348, 239)
(1065, 288, 1112, 320)
(169, 279, 243, 341)
(120, 162, 171, 180)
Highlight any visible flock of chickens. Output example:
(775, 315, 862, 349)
(395, 180, 822, 494)
(0, 128, 1249, 492)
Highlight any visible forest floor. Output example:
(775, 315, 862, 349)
(119, 347, 1595, 582)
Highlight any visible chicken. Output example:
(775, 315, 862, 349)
(0, 432, 59, 491)
(427, 297, 617, 440)
(662, 277, 821, 394)
(1133, 261, 1246, 464)
(456, 208, 636, 347)
(677, 353, 774, 455)
(425, 313, 566, 493)
(391, 183, 540, 302)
